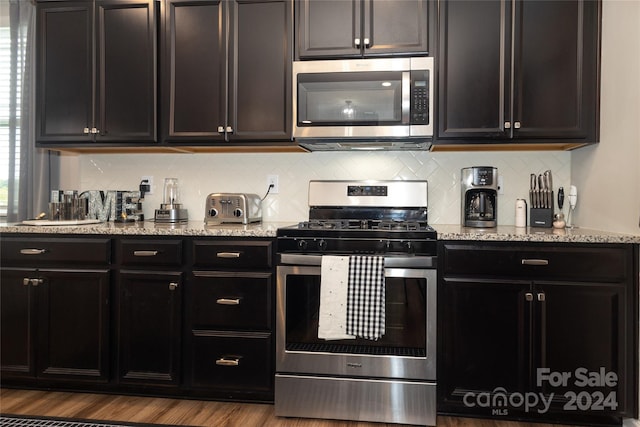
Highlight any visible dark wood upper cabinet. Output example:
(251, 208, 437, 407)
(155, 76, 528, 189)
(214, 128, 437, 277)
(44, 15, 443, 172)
(162, 0, 293, 143)
(36, 0, 157, 144)
(437, 0, 601, 144)
(297, 0, 431, 59)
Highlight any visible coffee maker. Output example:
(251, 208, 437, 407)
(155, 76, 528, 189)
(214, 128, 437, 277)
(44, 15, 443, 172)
(461, 166, 498, 228)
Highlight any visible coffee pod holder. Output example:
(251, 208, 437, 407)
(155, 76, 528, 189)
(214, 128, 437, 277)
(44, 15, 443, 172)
(530, 191, 553, 228)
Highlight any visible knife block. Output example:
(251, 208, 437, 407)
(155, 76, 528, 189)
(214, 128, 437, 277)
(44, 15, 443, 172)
(530, 191, 554, 227)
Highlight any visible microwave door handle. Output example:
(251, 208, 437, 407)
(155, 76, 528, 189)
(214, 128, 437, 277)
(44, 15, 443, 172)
(402, 71, 410, 124)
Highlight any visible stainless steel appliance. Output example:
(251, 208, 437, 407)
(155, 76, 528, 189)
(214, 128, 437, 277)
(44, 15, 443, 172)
(154, 178, 188, 223)
(293, 58, 434, 150)
(461, 166, 498, 228)
(275, 180, 437, 426)
(204, 193, 262, 225)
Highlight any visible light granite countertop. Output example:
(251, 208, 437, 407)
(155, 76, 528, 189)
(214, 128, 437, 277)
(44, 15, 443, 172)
(1, 221, 639, 244)
(433, 224, 640, 244)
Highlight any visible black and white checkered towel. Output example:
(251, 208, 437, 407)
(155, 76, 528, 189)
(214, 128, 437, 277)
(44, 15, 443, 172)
(346, 255, 385, 340)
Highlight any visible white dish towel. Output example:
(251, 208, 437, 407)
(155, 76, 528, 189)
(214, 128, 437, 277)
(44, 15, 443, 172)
(318, 255, 355, 340)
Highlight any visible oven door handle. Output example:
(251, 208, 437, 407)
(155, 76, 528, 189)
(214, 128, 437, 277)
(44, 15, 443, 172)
(278, 253, 436, 268)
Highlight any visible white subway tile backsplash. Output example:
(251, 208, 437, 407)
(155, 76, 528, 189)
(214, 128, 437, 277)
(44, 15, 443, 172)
(75, 150, 571, 226)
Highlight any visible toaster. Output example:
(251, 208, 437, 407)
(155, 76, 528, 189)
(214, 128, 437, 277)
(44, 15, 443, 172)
(205, 193, 262, 224)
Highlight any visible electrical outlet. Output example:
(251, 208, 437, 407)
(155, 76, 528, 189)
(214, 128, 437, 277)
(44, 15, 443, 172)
(141, 176, 154, 195)
(267, 174, 279, 194)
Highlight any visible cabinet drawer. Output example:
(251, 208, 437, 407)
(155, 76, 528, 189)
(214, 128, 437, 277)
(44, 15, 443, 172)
(1, 237, 111, 265)
(441, 243, 631, 282)
(119, 239, 183, 267)
(191, 272, 271, 330)
(193, 240, 273, 269)
(190, 332, 272, 392)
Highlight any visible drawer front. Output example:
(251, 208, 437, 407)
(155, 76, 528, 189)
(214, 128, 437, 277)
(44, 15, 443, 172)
(1, 237, 111, 265)
(190, 332, 272, 392)
(119, 239, 183, 267)
(193, 240, 272, 269)
(191, 272, 272, 330)
(441, 243, 631, 282)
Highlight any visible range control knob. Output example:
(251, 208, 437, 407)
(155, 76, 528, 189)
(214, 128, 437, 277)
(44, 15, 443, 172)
(208, 208, 218, 217)
(318, 239, 328, 251)
(233, 208, 243, 218)
(297, 240, 308, 250)
(405, 241, 413, 253)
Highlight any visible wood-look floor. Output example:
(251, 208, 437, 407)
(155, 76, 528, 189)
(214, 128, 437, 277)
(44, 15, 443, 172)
(0, 388, 576, 427)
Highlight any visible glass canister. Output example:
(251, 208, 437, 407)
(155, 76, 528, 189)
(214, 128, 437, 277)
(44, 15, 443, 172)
(163, 178, 180, 206)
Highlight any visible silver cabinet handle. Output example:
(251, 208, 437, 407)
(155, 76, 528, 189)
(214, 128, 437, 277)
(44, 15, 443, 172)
(363, 37, 370, 47)
(83, 127, 90, 134)
(504, 121, 511, 129)
(225, 126, 233, 133)
(215, 357, 240, 367)
(30, 278, 43, 287)
(514, 121, 521, 129)
(354, 37, 361, 47)
(525, 292, 534, 302)
(20, 248, 47, 255)
(168, 282, 179, 291)
(217, 126, 225, 133)
(23, 278, 30, 286)
(521, 259, 549, 266)
(537, 292, 546, 302)
(133, 250, 159, 257)
(216, 252, 241, 258)
(90, 127, 99, 134)
(216, 298, 241, 305)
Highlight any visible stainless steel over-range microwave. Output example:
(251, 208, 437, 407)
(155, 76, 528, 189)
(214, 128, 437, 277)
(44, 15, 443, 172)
(293, 57, 434, 144)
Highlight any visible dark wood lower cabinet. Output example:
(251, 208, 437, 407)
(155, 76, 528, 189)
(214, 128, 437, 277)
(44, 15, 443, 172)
(438, 242, 637, 425)
(117, 270, 182, 386)
(0, 268, 110, 383)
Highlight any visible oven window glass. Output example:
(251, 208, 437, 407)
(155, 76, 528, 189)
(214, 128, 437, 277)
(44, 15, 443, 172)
(284, 274, 427, 357)
(297, 72, 403, 126)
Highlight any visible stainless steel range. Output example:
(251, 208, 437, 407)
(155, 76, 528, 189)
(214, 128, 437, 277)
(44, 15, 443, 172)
(275, 180, 437, 426)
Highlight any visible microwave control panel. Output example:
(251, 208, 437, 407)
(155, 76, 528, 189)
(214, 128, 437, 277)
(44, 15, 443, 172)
(410, 70, 430, 125)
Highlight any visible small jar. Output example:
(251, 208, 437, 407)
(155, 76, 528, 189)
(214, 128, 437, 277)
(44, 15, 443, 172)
(553, 213, 566, 229)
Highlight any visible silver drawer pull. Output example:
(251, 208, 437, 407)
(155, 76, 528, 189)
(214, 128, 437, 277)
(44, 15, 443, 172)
(216, 298, 241, 305)
(216, 252, 241, 258)
(521, 259, 549, 266)
(169, 282, 179, 291)
(216, 357, 240, 367)
(525, 292, 534, 302)
(20, 248, 47, 255)
(23, 278, 31, 286)
(133, 250, 159, 257)
(537, 292, 546, 302)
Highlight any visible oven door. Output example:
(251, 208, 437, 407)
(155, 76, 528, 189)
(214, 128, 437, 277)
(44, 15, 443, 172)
(276, 257, 436, 381)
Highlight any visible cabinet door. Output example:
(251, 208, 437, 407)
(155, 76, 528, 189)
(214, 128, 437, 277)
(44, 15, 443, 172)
(512, 0, 599, 141)
(36, 1, 93, 142)
(163, 0, 226, 142)
(228, 0, 292, 141)
(0, 269, 37, 378)
(36, 269, 110, 382)
(365, 0, 429, 56)
(534, 281, 632, 416)
(438, 278, 530, 415)
(437, 0, 511, 140)
(118, 271, 182, 385)
(297, 0, 361, 58)
(96, 0, 157, 142)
